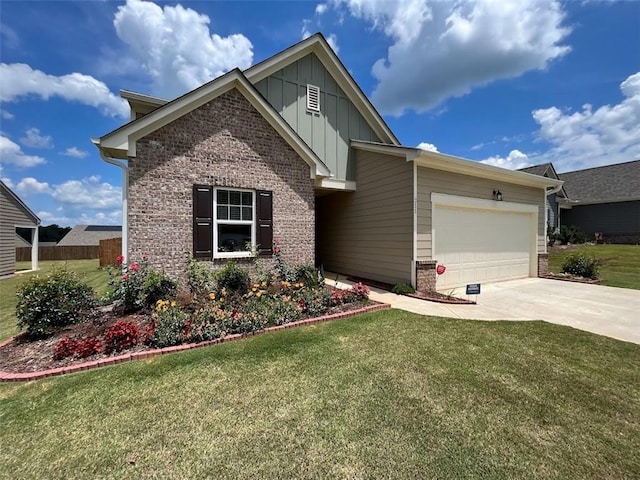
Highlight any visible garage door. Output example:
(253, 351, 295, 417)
(433, 195, 537, 289)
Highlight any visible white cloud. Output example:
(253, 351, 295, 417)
(113, 0, 253, 99)
(51, 175, 121, 210)
(480, 149, 530, 170)
(316, 3, 328, 15)
(0, 109, 14, 120)
(20, 128, 53, 149)
(0, 135, 45, 167)
(62, 147, 89, 159)
(302, 19, 312, 40)
(331, 0, 570, 115)
(527, 71, 640, 171)
(1, 177, 15, 189)
(16, 177, 51, 195)
(417, 142, 438, 152)
(0, 63, 128, 118)
(326, 33, 340, 54)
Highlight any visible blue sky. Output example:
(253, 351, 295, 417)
(1, 0, 639, 227)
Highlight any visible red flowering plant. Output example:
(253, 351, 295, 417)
(104, 321, 140, 354)
(53, 336, 102, 360)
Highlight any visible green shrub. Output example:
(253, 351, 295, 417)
(294, 264, 325, 289)
(558, 225, 587, 245)
(296, 287, 332, 318)
(561, 253, 600, 279)
(143, 269, 178, 307)
(185, 255, 216, 297)
(391, 283, 415, 295)
(267, 297, 303, 325)
(187, 307, 226, 343)
(148, 300, 190, 348)
(216, 260, 250, 294)
(106, 259, 146, 313)
(16, 269, 98, 338)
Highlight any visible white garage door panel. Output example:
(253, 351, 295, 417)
(434, 205, 532, 289)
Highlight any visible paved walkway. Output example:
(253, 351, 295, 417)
(327, 274, 640, 344)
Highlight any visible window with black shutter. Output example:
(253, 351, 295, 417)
(192, 186, 273, 259)
(256, 190, 273, 256)
(193, 185, 213, 259)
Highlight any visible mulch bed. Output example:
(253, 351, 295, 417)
(0, 301, 380, 375)
(346, 276, 475, 305)
(541, 273, 600, 284)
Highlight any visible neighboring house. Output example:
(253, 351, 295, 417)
(559, 160, 640, 244)
(57, 225, 122, 247)
(93, 33, 561, 292)
(518, 163, 568, 232)
(0, 181, 40, 276)
(15, 235, 31, 248)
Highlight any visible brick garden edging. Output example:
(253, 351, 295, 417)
(0, 303, 390, 382)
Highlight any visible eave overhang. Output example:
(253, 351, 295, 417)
(351, 140, 564, 190)
(95, 69, 330, 180)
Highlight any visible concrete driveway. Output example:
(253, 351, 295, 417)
(328, 275, 640, 344)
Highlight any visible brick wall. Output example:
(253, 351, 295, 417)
(537, 253, 549, 276)
(416, 260, 437, 293)
(128, 88, 315, 280)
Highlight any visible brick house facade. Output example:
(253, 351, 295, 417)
(127, 89, 315, 279)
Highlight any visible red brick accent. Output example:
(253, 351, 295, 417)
(416, 260, 437, 293)
(538, 253, 549, 277)
(128, 88, 315, 281)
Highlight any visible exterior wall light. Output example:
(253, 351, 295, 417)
(493, 190, 503, 201)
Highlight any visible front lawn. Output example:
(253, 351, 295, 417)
(548, 244, 640, 290)
(0, 260, 110, 342)
(1, 309, 638, 479)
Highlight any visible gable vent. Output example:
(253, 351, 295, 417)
(306, 84, 320, 112)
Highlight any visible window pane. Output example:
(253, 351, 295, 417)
(217, 190, 228, 205)
(242, 206, 252, 221)
(218, 224, 251, 252)
(230, 206, 241, 220)
(229, 191, 241, 206)
(217, 205, 228, 220)
(242, 192, 252, 206)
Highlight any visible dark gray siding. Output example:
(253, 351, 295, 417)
(562, 201, 640, 236)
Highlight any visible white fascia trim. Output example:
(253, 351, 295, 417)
(416, 152, 564, 189)
(120, 90, 168, 106)
(245, 36, 399, 145)
(566, 196, 640, 206)
(431, 192, 538, 214)
(411, 161, 417, 288)
(100, 71, 330, 179)
(314, 178, 357, 191)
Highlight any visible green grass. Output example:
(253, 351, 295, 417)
(1, 309, 638, 479)
(0, 260, 110, 342)
(549, 244, 640, 290)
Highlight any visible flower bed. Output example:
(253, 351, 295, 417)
(1, 244, 378, 376)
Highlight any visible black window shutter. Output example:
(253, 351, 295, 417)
(193, 185, 213, 259)
(256, 190, 273, 256)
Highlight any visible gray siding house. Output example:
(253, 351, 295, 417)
(559, 160, 640, 244)
(94, 34, 561, 292)
(0, 181, 40, 277)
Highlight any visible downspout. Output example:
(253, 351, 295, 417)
(93, 140, 129, 263)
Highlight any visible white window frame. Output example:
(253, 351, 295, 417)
(306, 84, 320, 113)
(213, 187, 255, 259)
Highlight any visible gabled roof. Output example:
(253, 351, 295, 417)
(558, 159, 640, 204)
(94, 69, 330, 179)
(518, 163, 568, 197)
(352, 141, 564, 189)
(0, 180, 40, 225)
(57, 225, 122, 247)
(244, 33, 399, 145)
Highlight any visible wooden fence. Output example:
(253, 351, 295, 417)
(16, 245, 99, 262)
(99, 237, 122, 267)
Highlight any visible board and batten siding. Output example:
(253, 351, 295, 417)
(416, 167, 546, 261)
(254, 53, 380, 182)
(0, 186, 37, 276)
(316, 150, 413, 285)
